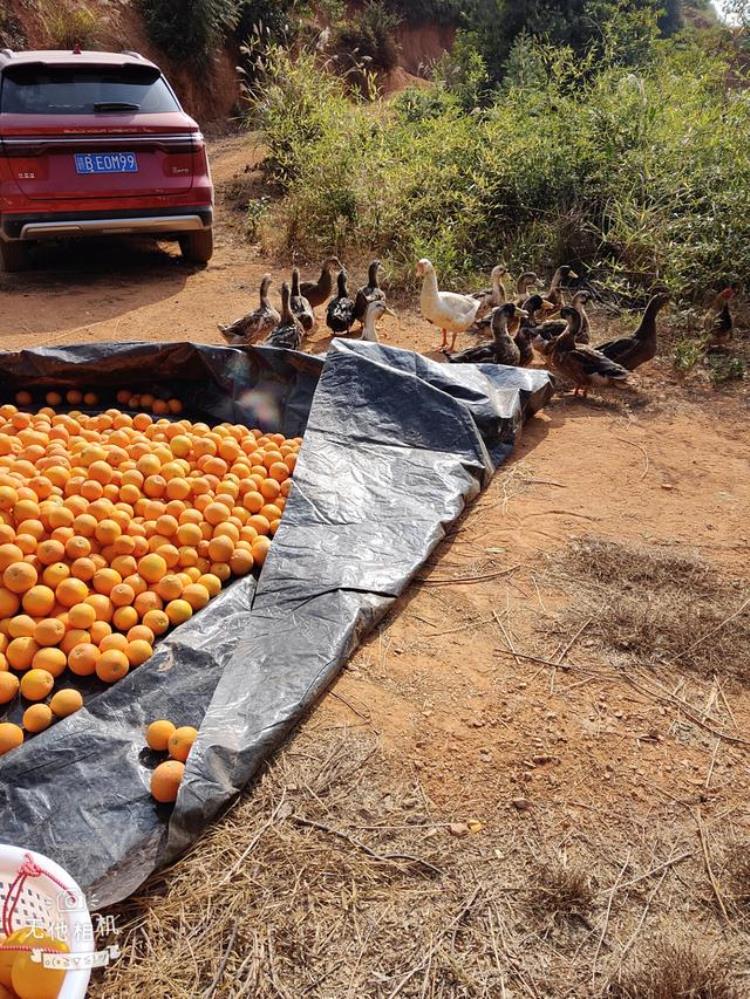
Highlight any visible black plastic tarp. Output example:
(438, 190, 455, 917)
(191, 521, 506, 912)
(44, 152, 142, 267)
(0, 339, 552, 907)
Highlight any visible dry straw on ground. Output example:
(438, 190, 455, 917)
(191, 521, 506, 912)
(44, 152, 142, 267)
(547, 537, 750, 680)
(90, 723, 748, 998)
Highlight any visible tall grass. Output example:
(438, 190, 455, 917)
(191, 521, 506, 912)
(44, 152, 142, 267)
(246, 40, 750, 294)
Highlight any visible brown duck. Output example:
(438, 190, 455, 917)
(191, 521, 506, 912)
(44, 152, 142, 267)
(514, 271, 539, 305)
(264, 282, 304, 351)
(353, 259, 386, 325)
(550, 307, 630, 397)
(596, 291, 670, 370)
(218, 273, 280, 345)
(702, 288, 734, 349)
(446, 303, 527, 366)
(290, 267, 316, 332)
(543, 264, 578, 309)
(533, 291, 593, 354)
(472, 264, 508, 319)
(300, 256, 342, 308)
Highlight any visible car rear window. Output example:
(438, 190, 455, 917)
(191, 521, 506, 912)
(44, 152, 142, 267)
(0, 65, 180, 115)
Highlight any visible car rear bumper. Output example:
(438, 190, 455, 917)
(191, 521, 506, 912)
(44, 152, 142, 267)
(0, 205, 213, 241)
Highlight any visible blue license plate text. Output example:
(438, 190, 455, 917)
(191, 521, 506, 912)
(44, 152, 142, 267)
(74, 152, 138, 174)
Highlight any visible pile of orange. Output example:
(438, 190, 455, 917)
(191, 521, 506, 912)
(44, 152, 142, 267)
(115, 389, 183, 417)
(146, 718, 198, 802)
(0, 401, 300, 756)
(16, 388, 99, 409)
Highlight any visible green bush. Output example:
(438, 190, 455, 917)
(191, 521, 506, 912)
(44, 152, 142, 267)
(140, 0, 239, 63)
(333, 1, 402, 73)
(247, 39, 750, 295)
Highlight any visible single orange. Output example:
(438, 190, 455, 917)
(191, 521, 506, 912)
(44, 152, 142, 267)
(142, 608, 169, 636)
(96, 649, 130, 683)
(165, 599, 192, 626)
(67, 643, 100, 677)
(127, 624, 155, 644)
(55, 576, 89, 607)
(3, 561, 38, 593)
(112, 606, 138, 632)
(138, 552, 167, 583)
(0, 671, 19, 704)
(151, 759, 185, 802)
(32, 618, 66, 647)
(230, 548, 254, 576)
(23, 703, 53, 734)
(146, 719, 175, 751)
(22, 584, 56, 617)
(8, 615, 37, 639)
(126, 639, 153, 667)
(89, 620, 112, 645)
(50, 687, 84, 717)
(168, 725, 198, 762)
(0, 722, 23, 755)
(68, 602, 97, 630)
(19, 668, 54, 701)
(181, 583, 210, 610)
(32, 647, 67, 678)
(6, 637, 39, 671)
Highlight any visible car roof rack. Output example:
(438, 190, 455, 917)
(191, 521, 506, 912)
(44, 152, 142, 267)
(122, 51, 143, 59)
(0, 49, 13, 59)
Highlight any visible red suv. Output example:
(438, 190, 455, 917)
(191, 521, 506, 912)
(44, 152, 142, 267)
(0, 48, 213, 272)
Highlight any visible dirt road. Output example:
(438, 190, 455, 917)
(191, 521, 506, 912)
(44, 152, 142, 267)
(4, 136, 750, 995)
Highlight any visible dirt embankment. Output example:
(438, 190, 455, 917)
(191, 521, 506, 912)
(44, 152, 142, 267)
(1, 0, 240, 126)
(395, 20, 455, 75)
(2, 0, 454, 119)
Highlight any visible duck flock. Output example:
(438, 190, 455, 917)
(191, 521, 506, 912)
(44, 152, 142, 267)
(219, 257, 737, 399)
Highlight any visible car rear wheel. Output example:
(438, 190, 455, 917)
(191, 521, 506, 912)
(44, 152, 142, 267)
(0, 241, 31, 273)
(179, 229, 213, 265)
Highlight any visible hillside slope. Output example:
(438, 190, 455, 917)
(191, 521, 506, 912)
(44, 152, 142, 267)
(0, 1, 454, 124)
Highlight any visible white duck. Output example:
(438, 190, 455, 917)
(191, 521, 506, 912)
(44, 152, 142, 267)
(416, 258, 480, 352)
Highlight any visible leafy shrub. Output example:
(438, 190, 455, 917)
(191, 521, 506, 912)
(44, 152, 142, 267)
(140, 0, 239, 63)
(333, 1, 402, 73)
(707, 353, 746, 383)
(247, 38, 750, 295)
(673, 338, 704, 372)
(431, 29, 489, 109)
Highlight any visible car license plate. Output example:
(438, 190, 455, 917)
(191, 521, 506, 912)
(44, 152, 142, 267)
(74, 152, 138, 174)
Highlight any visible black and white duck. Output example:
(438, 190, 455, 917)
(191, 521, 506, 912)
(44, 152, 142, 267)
(326, 268, 356, 335)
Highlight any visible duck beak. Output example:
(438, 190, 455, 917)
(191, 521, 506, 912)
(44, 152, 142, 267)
(517, 309, 529, 318)
(384, 306, 397, 317)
